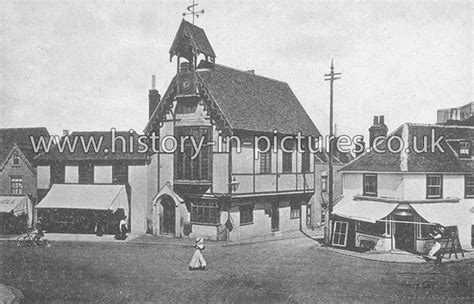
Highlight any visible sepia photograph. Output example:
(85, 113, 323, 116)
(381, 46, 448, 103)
(0, 0, 473, 303)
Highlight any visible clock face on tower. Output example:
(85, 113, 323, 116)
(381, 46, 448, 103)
(181, 80, 191, 90)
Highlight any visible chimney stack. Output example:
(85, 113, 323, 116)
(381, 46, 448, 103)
(63, 129, 70, 137)
(369, 115, 388, 148)
(149, 75, 160, 119)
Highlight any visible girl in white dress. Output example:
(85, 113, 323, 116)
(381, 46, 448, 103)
(189, 237, 207, 270)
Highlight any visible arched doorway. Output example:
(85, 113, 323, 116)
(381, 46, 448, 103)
(161, 196, 175, 235)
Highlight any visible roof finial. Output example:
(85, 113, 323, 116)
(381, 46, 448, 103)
(182, 0, 205, 24)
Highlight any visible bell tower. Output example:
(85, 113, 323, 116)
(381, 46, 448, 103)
(169, 19, 216, 99)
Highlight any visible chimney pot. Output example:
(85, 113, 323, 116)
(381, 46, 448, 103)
(373, 116, 379, 125)
(379, 115, 385, 125)
(151, 75, 156, 90)
(63, 129, 69, 137)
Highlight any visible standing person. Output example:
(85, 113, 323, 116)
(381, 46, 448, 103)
(34, 217, 44, 244)
(428, 224, 446, 265)
(189, 237, 207, 271)
(115, 216, 128, 240)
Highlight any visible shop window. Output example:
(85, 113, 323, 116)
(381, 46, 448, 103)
(363, 174, 377, 196)
(10, 176, 23, 194)
(426, 174, 443, 199)
(240, 205, 253, 225)
(190, 200, 219, 225)
(332, 221, 348, 247)
(356, 221, 385, 236)
(465, 175, 474, 198)
(290, 202, 301, 219)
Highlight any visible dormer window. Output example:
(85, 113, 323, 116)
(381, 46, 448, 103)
(12, 154, 20, 166)
(460, 141, 471, 158)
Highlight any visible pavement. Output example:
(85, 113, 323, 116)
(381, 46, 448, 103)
(2, 229, 473, 264)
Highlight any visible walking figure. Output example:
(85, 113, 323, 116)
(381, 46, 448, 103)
(428, 224, 446, 265)
(189, 237, 207, 271)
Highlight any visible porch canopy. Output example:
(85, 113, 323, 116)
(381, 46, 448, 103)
(36, 184, 129, 217)
(0, 195, 33, 224)
(333, 196, 398, 223)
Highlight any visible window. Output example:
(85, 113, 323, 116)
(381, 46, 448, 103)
(465, 175, 474, 198)
(306, 204, 312, 226)
(332, 221, 348, 247)
(240, 205, 253, 225)
(459, 141, 471, 158)
(301, 150, 311, 173)
(51, 163, 65, 184)
(12, 154, 20, 166)
(260, 151, 271, 174)
(290, 202, 301, 219)
(321, 176, 328, 192)
(363, 174, 377, 196)
(78, 163, 94, 184)
(175, 99, 198, 114)
(10, 177, 23, 194)
(472, 225, 474, 248)
(282, 151, 292, 173)
(426, 174, 443, 199)
(356, 221, 385, 236)
(190, 200, 219, 224)
(113, 164, 128, 184)
(175, 127, 211, 181)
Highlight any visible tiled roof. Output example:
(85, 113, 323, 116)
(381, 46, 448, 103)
(342, 123, 474, 172)
(196, 64, 320, 136)
(35, 131, 147, 162)
(461, 116, 474, 126)
(0, 127, 50, 163)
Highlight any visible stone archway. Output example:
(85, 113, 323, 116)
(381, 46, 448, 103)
(152, 182, 188, 237)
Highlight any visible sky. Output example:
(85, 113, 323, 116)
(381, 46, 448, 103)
(1, 0, 472, 141)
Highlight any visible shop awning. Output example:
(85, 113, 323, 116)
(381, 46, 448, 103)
(35, 184, 129, 217)
(333, 196, 398, 223)
(0, 195, 33, 225)
(411, 200, 472, 227)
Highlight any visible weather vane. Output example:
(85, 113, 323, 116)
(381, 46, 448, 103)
(182, 0, 205, 24)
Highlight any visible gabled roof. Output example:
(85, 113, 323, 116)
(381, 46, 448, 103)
(35, 131, 147, 162)
(195, 64, 320, 136)
(0, 143, 34, 173)
(342, 123, 474, 172)
(0, 127, 50, 163)
(169, 20, 216, 62)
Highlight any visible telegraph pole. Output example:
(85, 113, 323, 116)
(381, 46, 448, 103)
(324, 59, 341, 245)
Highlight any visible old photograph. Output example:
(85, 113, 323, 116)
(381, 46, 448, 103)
(0, 0, 473, 303)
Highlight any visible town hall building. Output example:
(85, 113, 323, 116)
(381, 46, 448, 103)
(145, 20, 321, 241)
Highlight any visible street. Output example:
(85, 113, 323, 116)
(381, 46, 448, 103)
(1, 237, 472, 303)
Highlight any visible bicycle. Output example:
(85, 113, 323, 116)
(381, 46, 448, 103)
(16, 230, 48, 247)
